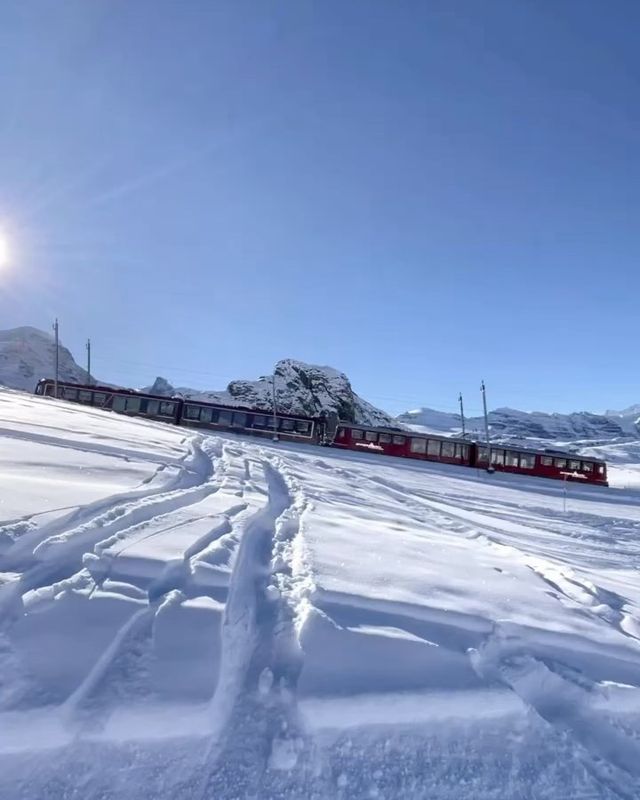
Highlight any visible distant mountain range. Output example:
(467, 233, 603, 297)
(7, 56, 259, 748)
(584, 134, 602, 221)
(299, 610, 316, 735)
(1, 326, 638, 444)
(398, 405, 640, 445)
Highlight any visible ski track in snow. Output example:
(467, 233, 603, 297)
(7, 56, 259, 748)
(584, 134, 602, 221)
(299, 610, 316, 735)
(1, 391, 640, 799)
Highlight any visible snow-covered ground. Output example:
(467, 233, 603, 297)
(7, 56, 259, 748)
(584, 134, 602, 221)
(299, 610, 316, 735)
(2, 389, 640, 799)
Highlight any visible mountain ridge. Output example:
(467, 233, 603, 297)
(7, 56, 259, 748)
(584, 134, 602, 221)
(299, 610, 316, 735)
(1, 326, 638, 443)
(399, 404, 640, 444)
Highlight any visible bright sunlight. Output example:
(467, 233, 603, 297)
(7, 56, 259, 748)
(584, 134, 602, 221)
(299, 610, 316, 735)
(0, 231, 9, 268)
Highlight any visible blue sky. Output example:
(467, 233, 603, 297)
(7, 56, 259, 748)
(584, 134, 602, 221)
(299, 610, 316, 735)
(1, 1, 639, 417)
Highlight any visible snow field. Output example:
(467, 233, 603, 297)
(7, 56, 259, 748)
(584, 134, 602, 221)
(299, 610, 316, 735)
(1, 389, 640, 798)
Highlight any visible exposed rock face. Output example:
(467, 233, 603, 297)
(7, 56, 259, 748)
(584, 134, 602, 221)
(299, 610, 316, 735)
(145, 376, 176, 397)
(0, 327, 89, 392)
(144, 359, 396, 426)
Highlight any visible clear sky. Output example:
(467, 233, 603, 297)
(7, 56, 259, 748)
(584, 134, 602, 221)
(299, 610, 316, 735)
(1, 0, 639, 417)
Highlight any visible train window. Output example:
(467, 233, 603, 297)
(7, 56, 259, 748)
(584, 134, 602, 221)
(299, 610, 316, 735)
(44, 383, 55, 396)
(336, 427, 346, 439)
(63, 387, 78, 400)
(93, 392, 107, 406)
(252, 415, 267, 427)
(79, 390, 93, 404)
(184, 405, 200, 420)
(233, 412, 247, 427)
(126, 397, 141, 412)
(581, 462, 593, 472)
(352, 429, 364, 440)
(491, 450, 505, 466)
(159, 401, 174, 417)
(365, 431, 378, 442)
(455, 444, 468, 459)
(392, 435, 406, 445)
(477, 446, 488, 462)
(280, 418, 295, 431)
(427, 440, 440, 457)
(541, 456, 553, 466)
(218, 410, 232, 425)
(410, 438, 427, 454)
(146, 399, 159, 415)
(506, 451, 519, 467)
(296, 420, 311, 434)
(113, 396, 126, 411)
(200, 407, 213, 423)
(569, 460, 581, 471)
(554, 458, 567, 469)
(441, 441, 455, 458)
(520, 454, 535, 469)
(379, 433, 392, 444)
(597, 465, 605, 475)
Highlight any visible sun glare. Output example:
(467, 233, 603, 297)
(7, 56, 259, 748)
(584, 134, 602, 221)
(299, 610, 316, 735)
(0, 232, 9, 268)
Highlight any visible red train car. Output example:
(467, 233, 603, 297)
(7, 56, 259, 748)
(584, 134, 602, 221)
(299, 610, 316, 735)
(332, 423, 608, 486)
(332, 424, 473, 466)
(475, 445, 607, 485)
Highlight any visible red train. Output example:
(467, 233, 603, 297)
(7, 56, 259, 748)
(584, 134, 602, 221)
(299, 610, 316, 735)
(332, 423, 607, 485)
(34, 379, 608, 487)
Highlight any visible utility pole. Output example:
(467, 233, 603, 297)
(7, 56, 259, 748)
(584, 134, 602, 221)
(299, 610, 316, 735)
(53, 318, 59, 398)
(272, 372, 279, 442)
(458, 392, 466, 438)
(86, 338, 91, 384)
(481, 380, 494, 472)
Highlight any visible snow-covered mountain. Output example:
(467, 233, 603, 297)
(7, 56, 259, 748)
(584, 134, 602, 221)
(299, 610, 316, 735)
(396, 407, 462, 435)
(0, 327, 394, 427)
(398, 405, 640, 445)
(145, 359, 396, 427)
(0, 326, 90, 392)
(3, 325, 638, 442)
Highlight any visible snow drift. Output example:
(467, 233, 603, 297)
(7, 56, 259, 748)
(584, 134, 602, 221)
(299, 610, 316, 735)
(1, 388, 640, 798)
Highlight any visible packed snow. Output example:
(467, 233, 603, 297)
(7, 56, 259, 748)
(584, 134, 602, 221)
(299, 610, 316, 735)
(2, 388, 640, 799)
